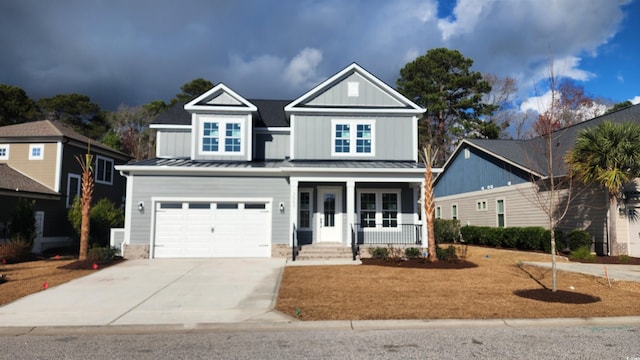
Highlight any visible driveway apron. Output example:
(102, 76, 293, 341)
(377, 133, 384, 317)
(0, 258, 287, 327)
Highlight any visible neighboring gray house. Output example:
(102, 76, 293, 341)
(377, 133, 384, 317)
(433, 104, 640, 257)
(115, 63, 428, 258)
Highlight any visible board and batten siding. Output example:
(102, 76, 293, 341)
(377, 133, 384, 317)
(127, 175, 290, 246)
(157, 130, 191, 158)
(254, 132, 290, 160)
(306, 72, 404, 107)
(292, 115, 414, 160)
(434, 146, 530, 198)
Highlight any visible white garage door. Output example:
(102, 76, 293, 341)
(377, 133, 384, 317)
(154, 201, 271, 258)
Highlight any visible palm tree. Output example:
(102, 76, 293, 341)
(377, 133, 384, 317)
(76, 149, 94, 261)
(567, 121, 640, 255)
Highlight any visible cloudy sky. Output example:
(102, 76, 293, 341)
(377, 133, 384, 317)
(0, 0, 637, 113)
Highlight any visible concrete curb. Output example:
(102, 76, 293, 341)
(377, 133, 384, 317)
(2, 316, 638, 336)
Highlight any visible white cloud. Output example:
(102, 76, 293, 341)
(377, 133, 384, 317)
(437, 0, 495, 41)
(284, 48, 323, 88)
(520, 90, 554, 114)
(631, 96, 640, 105)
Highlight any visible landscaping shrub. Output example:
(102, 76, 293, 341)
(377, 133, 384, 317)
(517, 227, 546, 251)
(501, 227, 520, 248)
(436, 245, 458, 262)
(404, 247, 422, 259)
(566, 230, 592, 251)
(460, 226, 480, 245)
(0, 239, 32, 263)
(368, 247, 389, 260)
(569, 246, 595, 262)
(434, 219, 460, 243)
(9, 198, 36, 248)
(86, 246, 118, 263)
(618, 255, 631, 264)
(68, 198, 125, 247)
(541, 230, 565, 254)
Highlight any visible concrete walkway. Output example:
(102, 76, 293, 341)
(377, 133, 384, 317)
(523, 261, 640, 282)
(0, 258, 289, 327)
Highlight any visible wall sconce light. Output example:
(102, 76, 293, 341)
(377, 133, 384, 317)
(138, 201, 145, 213)
(279, 202, 285, 213)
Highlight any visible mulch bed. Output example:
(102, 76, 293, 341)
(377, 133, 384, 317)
(361, 258, 478, 269)
(57, 258, 125, 270)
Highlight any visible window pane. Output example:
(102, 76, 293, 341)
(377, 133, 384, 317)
(224, 123, 241, 152)
(360, 193, 376, 227)
(382, 193, 397, 228)
(355, 124, 371, 153)
(299, 192, 311, 229)
(335, 124, 350, 153)
(202, 122, 219, 152)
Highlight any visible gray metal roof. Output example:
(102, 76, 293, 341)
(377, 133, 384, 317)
(289, 160, 425, 169)
(152, 99, 291, 128)
(466, 104, 640, 178)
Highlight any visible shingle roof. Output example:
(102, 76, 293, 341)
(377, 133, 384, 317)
(0, 164, 59, 196)
(152, 100, 291, 128)
(0, 120, 127, 157)
(465, 104, 640, 178)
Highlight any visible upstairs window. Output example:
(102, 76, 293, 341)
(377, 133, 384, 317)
(0, 145, 8, 160)
(95, 155, 114, 185)
(331, 119, 375, 157)
(67, 173, 81, 208)
(29, 144, 44, 160)
(200, 119, 243, 155)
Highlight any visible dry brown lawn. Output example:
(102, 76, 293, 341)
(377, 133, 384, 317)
(0, 258, 94, 306)
(276, 246, 640, 320)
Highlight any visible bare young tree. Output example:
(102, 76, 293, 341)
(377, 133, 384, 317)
(483, 74, 518, 138)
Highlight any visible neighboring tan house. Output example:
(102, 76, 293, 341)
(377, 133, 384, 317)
(0, 120, 130, 252)
(115, 63, 429, 259)
(433, 104, 640, 257)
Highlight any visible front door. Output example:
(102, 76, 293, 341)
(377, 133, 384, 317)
(318, 187, 342, 242)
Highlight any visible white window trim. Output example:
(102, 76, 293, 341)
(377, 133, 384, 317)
(451, 203, 458, 220)
(476, 200, 487, 211)
(357, 189, 401, 230)
(331, 119, 375, 157)
(435, 206, 442, 219)
(66, 173, 81, 208)
(29, 144, 44, 160)
(496, 198, 506, 228)
(198, 117, 246, 156)
(95, 155, 114, 185)
(0, 144, 9, 160)
(298, 188, 313, 231)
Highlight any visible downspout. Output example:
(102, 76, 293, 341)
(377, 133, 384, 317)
(119, 170, 133, 257)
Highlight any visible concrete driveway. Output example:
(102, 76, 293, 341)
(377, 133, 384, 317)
(0, 258, 289, 327)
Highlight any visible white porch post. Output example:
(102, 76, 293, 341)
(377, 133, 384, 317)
(420, 180, 428, 254)
(290, 178, 299, 247)
(346, 180, 355, 246)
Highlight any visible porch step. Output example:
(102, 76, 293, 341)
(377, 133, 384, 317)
(294, 244, 356, 261)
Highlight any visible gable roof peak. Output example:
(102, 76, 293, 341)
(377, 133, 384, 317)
(184, 83, 257, 112)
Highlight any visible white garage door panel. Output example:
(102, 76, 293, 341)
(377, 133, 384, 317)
(154, 202, 271, 258)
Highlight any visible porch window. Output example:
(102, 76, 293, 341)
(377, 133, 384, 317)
(360, 193, 376, 228)
(331, 119, 375, 156)
(358, 191, 400, 228)
(299, 190, 312, 230)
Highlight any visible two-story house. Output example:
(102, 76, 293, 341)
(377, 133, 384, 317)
(115, 63, 428, 259)
(0, 120, 130, 252)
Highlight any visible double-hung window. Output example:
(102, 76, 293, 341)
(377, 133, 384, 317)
(95, 155, 114, 185)
(358, 191, 400, 229)
(298, 190, 312, 230)
(331, 119, 374, 156)
(29, 144, 44, 160)
(200, 118, 244, 155)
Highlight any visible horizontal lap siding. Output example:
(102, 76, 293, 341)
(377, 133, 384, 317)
(128, 175, 290, 246)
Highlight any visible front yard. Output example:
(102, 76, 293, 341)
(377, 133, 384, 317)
(276, 246, 640, 320)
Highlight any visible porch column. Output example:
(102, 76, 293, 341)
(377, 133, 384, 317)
(420, 180, 428, 254)
(290, 178, 299, 244)
(346, 180, 355, 245)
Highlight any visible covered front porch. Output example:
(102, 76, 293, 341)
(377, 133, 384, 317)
(288, 166, 427, 257)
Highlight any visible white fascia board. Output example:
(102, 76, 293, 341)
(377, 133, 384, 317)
(150, 124, 192, 129)
(54, 141, 63, 192)
(285, 166, 441, 174)
(290, 175, 424, 183)
(285, 63, 426, 113)
(184, 83, 257, 112)
(114, 164, 284, 176)
(286, 107, 425, 115)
